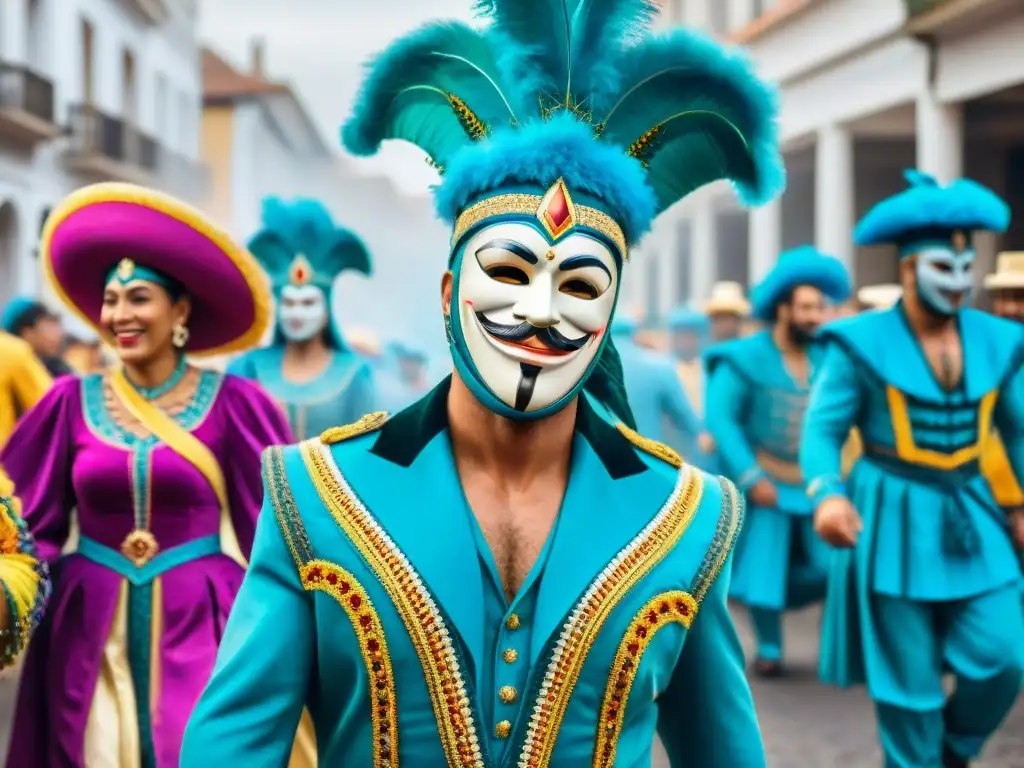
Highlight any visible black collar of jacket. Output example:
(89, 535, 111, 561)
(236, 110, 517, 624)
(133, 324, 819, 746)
(370, 375, 647, 480)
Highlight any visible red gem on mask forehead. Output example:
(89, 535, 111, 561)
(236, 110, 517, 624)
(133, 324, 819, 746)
(538, 179, 577, 240)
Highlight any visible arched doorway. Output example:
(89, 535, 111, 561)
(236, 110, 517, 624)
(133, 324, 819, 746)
(0, 201, 21, 305)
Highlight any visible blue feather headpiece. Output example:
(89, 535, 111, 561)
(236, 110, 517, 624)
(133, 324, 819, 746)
(750, 245, 852, 322)
(342, 0, 784, 253)
(247, 197, 372, 292)
(854, 170, 1010, 256)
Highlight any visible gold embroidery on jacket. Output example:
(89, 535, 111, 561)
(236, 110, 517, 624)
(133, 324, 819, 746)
(303, 440, 483, 768)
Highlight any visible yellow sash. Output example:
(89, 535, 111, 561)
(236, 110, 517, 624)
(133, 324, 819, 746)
(981, 430, 1024, 508)
(841, 428, 864, 479)
(110, 368, 247, 567)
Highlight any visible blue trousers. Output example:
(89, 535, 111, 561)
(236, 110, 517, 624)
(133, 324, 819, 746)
(871, 584, 1024, 768)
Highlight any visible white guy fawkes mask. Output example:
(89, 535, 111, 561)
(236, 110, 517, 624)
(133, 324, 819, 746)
(452, 221, 619, 415)
(913, 245, 975, 317)
(279, 284, 328, 342)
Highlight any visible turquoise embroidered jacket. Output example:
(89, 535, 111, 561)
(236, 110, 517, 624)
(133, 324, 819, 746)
(180, 377, 763, 768)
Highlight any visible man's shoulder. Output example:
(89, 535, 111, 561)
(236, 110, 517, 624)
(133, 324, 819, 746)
(614, 423, 743, 570)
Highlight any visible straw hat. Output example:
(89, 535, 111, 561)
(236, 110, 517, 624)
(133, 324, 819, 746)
(984, 252, 1024, 291)
(703, 281, 751, 317)
(857, 283, 903, 310)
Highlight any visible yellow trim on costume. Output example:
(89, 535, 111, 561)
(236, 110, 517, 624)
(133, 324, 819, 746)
(302, 440, 484, 768)
(519, 467, 704, 768)
(886, 386, 997, 471)
(320, 411, 389, 445)
(40, 182, 270, 358)
(616, 424, 683, 468)
(981, 430, 1024, 507)
(110, 368, 247, 567)
(592, 591, 697, 768)
(300, 560, 398, 768)
(451, 184, 628, 259)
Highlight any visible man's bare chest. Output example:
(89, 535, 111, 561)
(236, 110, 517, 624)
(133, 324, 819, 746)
(465, 492, 560, 603)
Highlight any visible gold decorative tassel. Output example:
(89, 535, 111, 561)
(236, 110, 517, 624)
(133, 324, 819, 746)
(626, 124, 666, 169)
(446, 93, 488, 141)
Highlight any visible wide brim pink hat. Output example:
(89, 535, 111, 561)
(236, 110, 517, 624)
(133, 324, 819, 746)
(42, 183, 270, 356)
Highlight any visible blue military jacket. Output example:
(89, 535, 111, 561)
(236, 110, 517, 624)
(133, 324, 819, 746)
(181, 377, 763, 767)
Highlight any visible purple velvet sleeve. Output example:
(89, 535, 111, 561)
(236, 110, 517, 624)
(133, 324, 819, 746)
(0, 377, 78, 563)
(219, 375, 294, 559)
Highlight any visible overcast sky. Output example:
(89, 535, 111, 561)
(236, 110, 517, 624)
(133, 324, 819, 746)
(199, 0, 479, 195)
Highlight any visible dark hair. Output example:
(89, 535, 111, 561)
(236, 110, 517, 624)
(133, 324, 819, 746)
(9, 302, 57, 335)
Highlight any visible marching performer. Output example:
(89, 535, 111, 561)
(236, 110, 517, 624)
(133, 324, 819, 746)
(181, 3, 785, 765)
(612, 315, 703, 454)
(229, 197, 375, 440)
(705, 245, 851, 675)
(804, 171, 1024, 768)
(981, 252, 1024, 530)
(666, 305, 716, 468)
(705, 280, 751, 342)
(1, 183, 295, 768)
(0, 330, 51, 451)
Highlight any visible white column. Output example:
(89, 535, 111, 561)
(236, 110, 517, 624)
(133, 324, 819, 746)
(656, 225, 680, 316)
(748, 198, 782, 283)
(815, 123, 855, 271)
(1, 0, 28, 64)
(727, 0, 755, 30)
(916, 90, 963, 183)
(685, 0, 711, 28)
(690, 197, 718, 301)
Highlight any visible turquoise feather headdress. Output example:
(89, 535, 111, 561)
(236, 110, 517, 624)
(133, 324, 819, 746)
(247, 197, 372, 292)
(342, 0, 784, 250)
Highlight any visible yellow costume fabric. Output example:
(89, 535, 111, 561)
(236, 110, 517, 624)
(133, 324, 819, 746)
(0, 332, 52, 449)
(981, 431, 1024, 507)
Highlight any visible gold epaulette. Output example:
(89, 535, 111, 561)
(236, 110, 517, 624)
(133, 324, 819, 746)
(319, 411, 389, 445)
(616, 423, 683, 469)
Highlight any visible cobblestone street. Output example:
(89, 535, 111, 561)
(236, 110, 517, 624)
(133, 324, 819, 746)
(0, 605, 1019, 766)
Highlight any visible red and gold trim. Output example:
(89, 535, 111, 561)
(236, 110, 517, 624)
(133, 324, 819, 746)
(451, 178, 628, 259)
(300, 560, 398, 767)
(302, 440, 484, 768)
(592, 591, 697, 768)
(517, 465, 704, 768)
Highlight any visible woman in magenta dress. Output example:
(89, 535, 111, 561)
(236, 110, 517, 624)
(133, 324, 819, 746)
(1, 183, 294, 768)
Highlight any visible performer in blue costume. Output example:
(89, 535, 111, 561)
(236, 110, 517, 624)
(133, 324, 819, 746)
(182, 2, 784, 765)
(229, 197, 375, 440)
(803, 171, 1024, 768)
(705, 245, 851, 676)
(666, 305, 716, 468)
(612, 315, 704, 461)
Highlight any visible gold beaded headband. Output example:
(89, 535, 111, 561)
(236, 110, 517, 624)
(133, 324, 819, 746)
(451, 178, 628, 259)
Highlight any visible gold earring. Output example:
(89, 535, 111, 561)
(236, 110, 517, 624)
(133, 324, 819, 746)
(172, 323, 190, 349)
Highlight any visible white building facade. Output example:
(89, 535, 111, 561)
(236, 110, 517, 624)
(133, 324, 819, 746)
(626, 0, 1024, 319)
(0, 0, 206, 307)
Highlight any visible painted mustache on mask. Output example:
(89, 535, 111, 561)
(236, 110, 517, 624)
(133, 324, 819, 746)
(475, 312, 590, 352)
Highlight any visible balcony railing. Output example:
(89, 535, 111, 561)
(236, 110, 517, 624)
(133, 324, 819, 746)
(66, 104, 160, 180)
(0, 63, 55, 123)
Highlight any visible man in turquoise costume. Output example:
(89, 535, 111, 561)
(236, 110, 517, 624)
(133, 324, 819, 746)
(229, 197, 375, 440)
(705, 245, 851, 676)
(803, 171, 1024, 768)
(182, 2, 784, 765)
(666, 305, 715, 469)
(611, 314, 704, 463)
